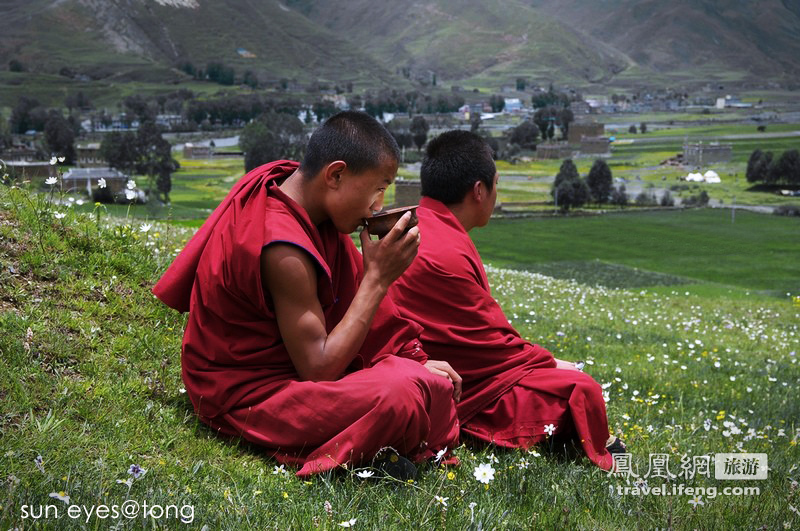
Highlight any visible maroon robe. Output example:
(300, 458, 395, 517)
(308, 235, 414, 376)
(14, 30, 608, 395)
(153, 162, 459, 476)
(390, 197, 613, 470)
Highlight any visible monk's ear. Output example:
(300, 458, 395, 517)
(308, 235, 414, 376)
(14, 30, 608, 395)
(471, 180, 483, 203)
(322, 160, 347, 190)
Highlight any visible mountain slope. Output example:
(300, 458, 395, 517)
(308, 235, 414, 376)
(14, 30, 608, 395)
(527, 0, 800, 80)
(0, 0, 402, 85)
(286, 0, 631, 84)
(1, 0, 798, 89)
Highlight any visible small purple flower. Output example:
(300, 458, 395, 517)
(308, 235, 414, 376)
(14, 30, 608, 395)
(128, 464, 145, 479)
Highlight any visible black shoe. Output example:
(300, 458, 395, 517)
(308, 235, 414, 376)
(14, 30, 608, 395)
(371, 447, 417, 481)
(606, 437, 628, 454)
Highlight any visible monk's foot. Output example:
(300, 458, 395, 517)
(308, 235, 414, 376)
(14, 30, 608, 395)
(371, 447, 417, 481)
(606, 437, 628, 454)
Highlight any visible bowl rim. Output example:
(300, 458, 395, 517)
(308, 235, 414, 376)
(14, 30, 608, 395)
(369, 205, 419, 219)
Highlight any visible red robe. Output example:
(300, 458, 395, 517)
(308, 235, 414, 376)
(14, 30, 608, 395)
(390, 197, 612, 470)
(153, 162, 459, 476)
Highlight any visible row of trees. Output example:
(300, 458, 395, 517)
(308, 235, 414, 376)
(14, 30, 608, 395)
(746, 149, 800, 185)
(99, 122, 179, 203)
(502, 106, 575, 151)
(7, 97, 79, 163)
(551, 159, 616, 211)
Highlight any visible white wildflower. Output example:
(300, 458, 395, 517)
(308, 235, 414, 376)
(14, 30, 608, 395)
(473, 463, 495, 484)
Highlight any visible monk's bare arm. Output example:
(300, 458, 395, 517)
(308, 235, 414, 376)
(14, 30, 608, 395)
(262, 213, 420, 381)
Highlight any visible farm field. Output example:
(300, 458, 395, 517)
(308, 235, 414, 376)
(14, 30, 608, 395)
(471, 209, 800, 298)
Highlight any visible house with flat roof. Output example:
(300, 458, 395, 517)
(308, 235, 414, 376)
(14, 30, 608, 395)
(62, 167, 129, 198)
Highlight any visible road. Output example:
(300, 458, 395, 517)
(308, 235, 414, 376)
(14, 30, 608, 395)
(620, 130, 800, 144)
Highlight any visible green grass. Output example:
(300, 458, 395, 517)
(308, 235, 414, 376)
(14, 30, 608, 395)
(0, 184, 798, 529)
(471, 209, 800, 297)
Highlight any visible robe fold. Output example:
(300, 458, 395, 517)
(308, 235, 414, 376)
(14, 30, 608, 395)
(390, 197, 612, 470)
(153, 162, 459, 476)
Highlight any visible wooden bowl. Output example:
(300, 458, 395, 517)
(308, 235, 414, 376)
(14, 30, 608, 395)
(365, 205, 419, 238)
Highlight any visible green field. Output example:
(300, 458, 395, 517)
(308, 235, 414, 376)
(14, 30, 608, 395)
(471, 209, 799, 297)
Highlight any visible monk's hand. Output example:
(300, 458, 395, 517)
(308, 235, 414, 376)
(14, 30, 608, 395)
(555, 358, 581, 371)
(423, 360, 462, 403)
(360, 211, 420, 289)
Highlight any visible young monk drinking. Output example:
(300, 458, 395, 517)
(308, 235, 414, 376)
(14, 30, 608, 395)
(153, 111, 461, 477)
(389, 130, 626, 470)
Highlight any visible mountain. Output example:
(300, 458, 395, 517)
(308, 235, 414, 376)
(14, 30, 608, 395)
(286, 0, 631, 85)
(0, 0, 402, 85)
(290, 0, 800, 86)
(527, 0, 800, 82)
(1, 0, 798, 92)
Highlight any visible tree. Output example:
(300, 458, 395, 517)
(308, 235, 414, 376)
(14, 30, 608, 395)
(312, 100, 337, 122)
(586, 159, 613, 204)
(551, 159, 589, 212)
(531, 84, 570, 109)
(99, 123, 179, 202)
(470, 113, 482, 133)
(489, 94, 505, 113)
(10, 96, 47, 133)
(65, 91, 92, 112)
(8, 59, 25, 72)
(124, 94, 156, 123)
(507, 120, 539, 150)
(410, 115, 430, 151)
(610, 185, 628, 207)
(0, 113, 11, 149)
(771, 149, 800, 185)
(533, 106, 558, 140)
(242, 70, 259, 89)
(516, 77, 527, 91)
(43, 112, 76, 164)
(746, 149, 774, 183)
(239, 112, 305, 172)
(206, 62, 235, 85)
(640, 122, 647, 134)
(558, 108, 574, 140)
(135, 121, 179, 203)
(481, 132, 499, 159)
(100, 131, 139, 174)
(628, 124, 637, 134)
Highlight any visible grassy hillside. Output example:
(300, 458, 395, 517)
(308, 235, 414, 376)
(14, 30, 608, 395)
(4, 0, 797, 99)
(288, 0, 629, 85)
(0, 0, 403, 88)
(530, 0, 800, 85)
(1, 183, 798, 528)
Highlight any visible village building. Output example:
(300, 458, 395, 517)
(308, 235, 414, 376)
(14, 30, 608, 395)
(570, 101, 592, 115)
(5, 161, 57, 180)
(1, 144, 39, 162)
(62, 167, 129, 198)
(568, 122, 605, 144)
(535, 142, 573, 160)
(76, 143, 103, 167)
(504, 98, 523, 113)
(683, 142, 733, 166)
(393, 178, 421, 207)
(579, 136, 611, 155)
(183, 142, 213, 159)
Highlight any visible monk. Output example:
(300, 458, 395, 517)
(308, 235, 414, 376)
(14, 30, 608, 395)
(390, 130, 625, 470)
(153, 111, 461, 477)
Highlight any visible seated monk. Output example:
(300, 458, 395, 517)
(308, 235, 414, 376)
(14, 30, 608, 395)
(153, 111, 461, 477)
(389, 130, 625, 470)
